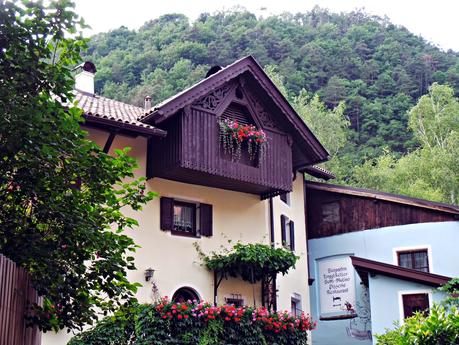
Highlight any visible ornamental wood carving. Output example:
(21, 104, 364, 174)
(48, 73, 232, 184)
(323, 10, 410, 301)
(245, 91, 279, 130)
(193, 85, 232, 111)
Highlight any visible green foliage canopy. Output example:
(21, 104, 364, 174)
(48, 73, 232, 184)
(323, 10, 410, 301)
(352, 84, 459, 204)
(195, 242, 298, 283)
(0, 0, 155, 331)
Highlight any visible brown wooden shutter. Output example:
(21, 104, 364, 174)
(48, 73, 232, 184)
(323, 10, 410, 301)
(160, 197, 174, 230)
(289, 220, 295, 251)
(281, 215, 287, 246)
(200, 203, 213, 237)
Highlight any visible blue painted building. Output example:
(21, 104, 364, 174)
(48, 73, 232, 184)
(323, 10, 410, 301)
(305, 182, 459, 344)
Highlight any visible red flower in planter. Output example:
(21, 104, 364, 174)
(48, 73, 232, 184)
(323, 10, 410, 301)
(219, 119, 268, 163)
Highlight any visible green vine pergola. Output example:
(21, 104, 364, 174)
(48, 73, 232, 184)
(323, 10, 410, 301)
(195, 242, 298, 310)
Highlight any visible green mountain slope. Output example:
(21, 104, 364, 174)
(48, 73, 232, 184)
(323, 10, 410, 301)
(84, 7, 459, 160)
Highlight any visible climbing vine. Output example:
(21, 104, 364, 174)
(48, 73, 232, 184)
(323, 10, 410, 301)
(194, 242, 298, 283)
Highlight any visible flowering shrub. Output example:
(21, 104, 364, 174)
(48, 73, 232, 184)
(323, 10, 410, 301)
(219, 119, 267, 164)
(68, 297, 315, 345)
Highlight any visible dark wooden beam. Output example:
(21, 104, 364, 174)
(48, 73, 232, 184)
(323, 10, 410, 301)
(103, 130, 118, 153)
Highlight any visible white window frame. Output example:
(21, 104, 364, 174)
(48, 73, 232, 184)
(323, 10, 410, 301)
(392, 245, 433, 272)
(279, 192, 291, 206)
(224, 293, 245, 306)
(282, 215, 292, 249)
(291, 293, 302, 316)
(170, 284, 202, 303)
(398, 289, 433, 324)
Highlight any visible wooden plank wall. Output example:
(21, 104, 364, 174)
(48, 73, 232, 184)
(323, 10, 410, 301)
(306, 189, 458, 239)
(0, 254, 41, 345)
(181, 108, 292, 191)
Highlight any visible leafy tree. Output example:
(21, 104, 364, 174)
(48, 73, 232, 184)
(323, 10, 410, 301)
(293, 91, 348, 158)
(408, 83, 459, 149)
(352, 84, 459, 204)
(292, 91, 353, 181)
(0, 0, 155, 332)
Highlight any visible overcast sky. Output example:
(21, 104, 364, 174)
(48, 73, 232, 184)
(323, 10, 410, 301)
(74, 0, 459, 52)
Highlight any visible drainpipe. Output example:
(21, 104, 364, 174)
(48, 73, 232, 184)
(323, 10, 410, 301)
(269, 197, 274, 247)
(268, 197, 277, 311)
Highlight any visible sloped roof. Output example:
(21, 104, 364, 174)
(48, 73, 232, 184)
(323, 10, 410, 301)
(351, 256, 451, 287)
(301, 165, 335, 180)
(74, 91, 166, 137)
(140, 55, 329, 164)
(306, 181, 459, 215)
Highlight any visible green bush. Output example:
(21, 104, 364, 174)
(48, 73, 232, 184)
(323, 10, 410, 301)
(68, 298, 315, 345)
(376, 305, 459, 345)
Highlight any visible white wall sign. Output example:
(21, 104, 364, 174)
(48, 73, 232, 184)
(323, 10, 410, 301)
(318, 256, 356, 315)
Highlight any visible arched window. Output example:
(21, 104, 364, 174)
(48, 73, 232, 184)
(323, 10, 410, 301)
(172, 287, 200, 303)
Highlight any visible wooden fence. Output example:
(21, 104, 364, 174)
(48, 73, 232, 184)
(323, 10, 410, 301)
(0, 254, 41, 345)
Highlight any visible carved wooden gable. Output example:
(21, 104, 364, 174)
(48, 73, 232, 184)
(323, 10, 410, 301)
(191, 76, 282, 132)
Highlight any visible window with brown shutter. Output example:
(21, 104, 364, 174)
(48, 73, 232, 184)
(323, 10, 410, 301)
(281, 215, 287, 246)
(289, 220, 295, 251)
(200, 203, 213, 237)
(160, 197, 213, 238)
(402, 293, 429, 318)
(160, 197, 174, 230)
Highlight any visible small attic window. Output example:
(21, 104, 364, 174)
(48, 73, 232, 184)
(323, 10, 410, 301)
(221, 102, 255, 126)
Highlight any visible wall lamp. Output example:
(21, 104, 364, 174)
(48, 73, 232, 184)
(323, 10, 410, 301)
(144, 267, 155, 282)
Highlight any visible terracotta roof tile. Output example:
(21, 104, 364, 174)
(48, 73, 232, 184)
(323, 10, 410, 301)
(74, 91, 145, 125)
(74, 91, 161, 133)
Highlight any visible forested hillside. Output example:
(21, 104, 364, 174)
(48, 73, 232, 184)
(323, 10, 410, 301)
(84, 7, 459, 160)
(83, 8, 459, 203)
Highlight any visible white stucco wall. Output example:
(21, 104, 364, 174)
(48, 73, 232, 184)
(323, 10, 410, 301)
(42, 127, 312, 344)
